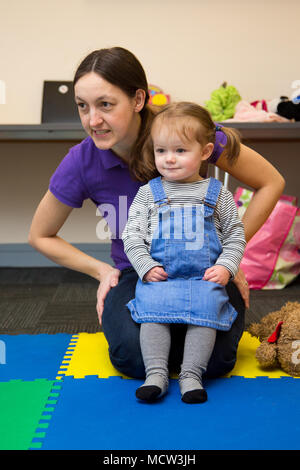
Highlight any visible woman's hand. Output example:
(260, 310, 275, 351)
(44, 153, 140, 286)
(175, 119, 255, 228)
(96, 266, 121, 325)
(232, 268, 250, 309)
(143, 266, 168, 282)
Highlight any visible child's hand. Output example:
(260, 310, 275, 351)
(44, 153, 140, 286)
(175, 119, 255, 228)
(203, 265, 231, 286)
(143, 266, 168, 282)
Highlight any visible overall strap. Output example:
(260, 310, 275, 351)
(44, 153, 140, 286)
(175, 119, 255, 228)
(149, 176, 170, 207)
(204, 177, 222, 217)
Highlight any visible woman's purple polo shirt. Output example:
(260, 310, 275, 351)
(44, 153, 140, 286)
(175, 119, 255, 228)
(49, 131, 226, 270)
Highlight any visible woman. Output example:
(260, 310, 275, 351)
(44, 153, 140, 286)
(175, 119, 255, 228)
(28, 47, 285, 379)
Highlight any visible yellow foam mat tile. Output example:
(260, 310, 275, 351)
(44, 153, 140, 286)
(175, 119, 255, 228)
(57, 331, 295, 380)
(225, 331, 292, 378)
(56, 332, 130, 379)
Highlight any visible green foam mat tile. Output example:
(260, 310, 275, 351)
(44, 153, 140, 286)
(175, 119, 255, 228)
(0, 379, 59, 450)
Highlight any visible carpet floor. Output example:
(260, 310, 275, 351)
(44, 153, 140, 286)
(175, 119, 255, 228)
(0, 267, 299, 334)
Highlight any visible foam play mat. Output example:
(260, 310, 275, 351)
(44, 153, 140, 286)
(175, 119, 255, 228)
(0, 331, 299, 451)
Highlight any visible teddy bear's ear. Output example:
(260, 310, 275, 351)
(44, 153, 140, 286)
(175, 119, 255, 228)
(267, 321, 283, 343)
(247, 323, 261, 338)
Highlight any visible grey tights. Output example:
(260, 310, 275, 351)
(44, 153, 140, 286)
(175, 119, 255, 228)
(136, 322, 216, 403)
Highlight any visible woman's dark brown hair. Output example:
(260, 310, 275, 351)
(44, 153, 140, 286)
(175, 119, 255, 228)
(73, 46, 155, 181)
(74, 50, 241, 183)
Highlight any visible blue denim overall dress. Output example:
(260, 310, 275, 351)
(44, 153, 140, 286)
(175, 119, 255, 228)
(127, 177, 237, 331)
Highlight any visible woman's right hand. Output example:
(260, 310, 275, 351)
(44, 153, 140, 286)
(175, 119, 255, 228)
(28, 190, 121, 326)
(96, 266, 121, 326)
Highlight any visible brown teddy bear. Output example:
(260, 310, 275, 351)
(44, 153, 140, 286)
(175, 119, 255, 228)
(248, 301, 300, 377)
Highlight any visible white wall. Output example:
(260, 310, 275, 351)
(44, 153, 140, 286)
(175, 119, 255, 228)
(1, 0, 299, 124)
(0, 142, 99, 244)
(0, 0, 299, 247)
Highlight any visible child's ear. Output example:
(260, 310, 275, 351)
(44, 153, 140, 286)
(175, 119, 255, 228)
(201, 143, 214, 161)
(202, 142, 214, 160)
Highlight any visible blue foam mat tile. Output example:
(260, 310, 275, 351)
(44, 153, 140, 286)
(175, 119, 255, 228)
(0, 334, 72, 381)
(36, 375, 300, 451)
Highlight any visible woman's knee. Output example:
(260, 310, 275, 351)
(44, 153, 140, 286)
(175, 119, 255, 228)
(102, 310, 145, 378)
(204, 283, 246, 379)
(205, 334, 238, 378)
(108, 341, 145, 379)
(102, 316, 145, 378)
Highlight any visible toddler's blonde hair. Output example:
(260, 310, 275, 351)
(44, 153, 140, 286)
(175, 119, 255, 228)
(140, 101, 241, 182)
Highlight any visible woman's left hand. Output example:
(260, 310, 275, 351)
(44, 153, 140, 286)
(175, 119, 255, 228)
(233, 268, 250, 309)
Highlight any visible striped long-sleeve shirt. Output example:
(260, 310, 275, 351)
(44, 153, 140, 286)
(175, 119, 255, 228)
(122, 178, 246, 281)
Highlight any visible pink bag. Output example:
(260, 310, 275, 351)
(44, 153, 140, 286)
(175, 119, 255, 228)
(234, 188, 300, 289)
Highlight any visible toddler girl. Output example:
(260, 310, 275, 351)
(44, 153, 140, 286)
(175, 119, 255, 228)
(122, 102, 246, 403)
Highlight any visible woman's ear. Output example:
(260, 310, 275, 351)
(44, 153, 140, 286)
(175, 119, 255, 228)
(201, 142, 214, 161)
(134, 89, 146, 112)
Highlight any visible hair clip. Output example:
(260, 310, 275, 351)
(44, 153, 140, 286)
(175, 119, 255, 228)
(215, 125, 222, 132)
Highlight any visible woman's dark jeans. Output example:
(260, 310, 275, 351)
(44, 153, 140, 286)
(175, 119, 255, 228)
(102, 268, 245, 379)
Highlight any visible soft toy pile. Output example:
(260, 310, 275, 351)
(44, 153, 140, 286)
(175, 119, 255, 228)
(229, 100, 290, 122)
(248, 301, 300, 377)
(205, 80, 300, 122)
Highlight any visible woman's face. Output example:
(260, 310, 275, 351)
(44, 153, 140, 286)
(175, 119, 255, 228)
(74, 72, 145, 159)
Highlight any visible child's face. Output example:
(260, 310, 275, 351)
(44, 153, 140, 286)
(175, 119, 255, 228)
(152, 118, 213, 183)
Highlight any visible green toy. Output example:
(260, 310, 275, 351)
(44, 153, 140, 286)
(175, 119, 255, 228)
(205, 82, 241, 121)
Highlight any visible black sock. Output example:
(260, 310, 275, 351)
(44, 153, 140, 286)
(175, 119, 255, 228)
(181, 388, 207, 404)
(136, 385, 162, 402)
